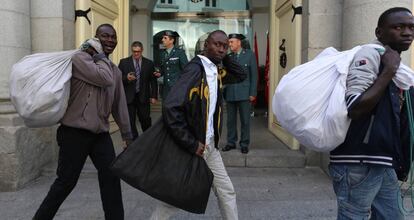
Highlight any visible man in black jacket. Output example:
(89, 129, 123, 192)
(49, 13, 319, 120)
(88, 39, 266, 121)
(119, 41, 158, 140)
(329, 7, 414, 219)
(150, 30, 246, 220)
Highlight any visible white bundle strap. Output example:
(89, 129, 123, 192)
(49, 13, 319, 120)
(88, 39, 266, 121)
(364, 44, 414, 90)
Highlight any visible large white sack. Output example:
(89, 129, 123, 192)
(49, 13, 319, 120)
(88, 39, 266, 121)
(10, 50, 78, 127)
(272, 46, 360, 152)
(272, 45, 414, 152)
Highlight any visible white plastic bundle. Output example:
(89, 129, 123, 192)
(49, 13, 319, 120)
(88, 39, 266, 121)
(272, 45, 414, 152)
(10, 50, 79, 127)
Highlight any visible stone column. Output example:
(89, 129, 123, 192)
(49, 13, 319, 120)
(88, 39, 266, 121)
(303, 0, 343, 61)
(0, 0, 75, 192)
(342, 0, 412, 63)
(31, 0, 75, 53)
(131, 0, 153, 58)
(301, 0, 343, 169)
(0, 1, 31, 99)
(0, 0, 33, 191)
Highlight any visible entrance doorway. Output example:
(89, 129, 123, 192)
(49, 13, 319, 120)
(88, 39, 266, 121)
(151, 0, 252, 62)
(150, 0, 254, 104)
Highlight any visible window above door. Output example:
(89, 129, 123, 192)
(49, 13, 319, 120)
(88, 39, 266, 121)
(153, 0, 249, 12)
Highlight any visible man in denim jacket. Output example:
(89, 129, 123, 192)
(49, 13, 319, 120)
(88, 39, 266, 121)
(329, 7, 414, 219)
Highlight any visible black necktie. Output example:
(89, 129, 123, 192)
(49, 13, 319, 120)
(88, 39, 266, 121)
(135, 60, 141, 93)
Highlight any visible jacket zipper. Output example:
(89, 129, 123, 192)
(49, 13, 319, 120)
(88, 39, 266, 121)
(363, 115, 375, 144)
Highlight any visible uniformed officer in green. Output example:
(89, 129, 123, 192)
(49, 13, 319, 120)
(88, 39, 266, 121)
(155, 30, 188, 99)
(222, 33, 257, 154)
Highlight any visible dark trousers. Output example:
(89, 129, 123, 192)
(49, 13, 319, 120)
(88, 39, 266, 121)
(33, 125, 124, 220)
(127, 96, 151, 140)
(226, 100, 251, 148)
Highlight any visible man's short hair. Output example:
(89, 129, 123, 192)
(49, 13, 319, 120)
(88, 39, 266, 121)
(131, 41, 143, 49)
(96, 23, 115, 34)
(377, 7, 412, 27)
(206, 30, 227, 42)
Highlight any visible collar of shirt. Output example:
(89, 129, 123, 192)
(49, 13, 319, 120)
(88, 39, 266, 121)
(133, 57, 142, 67)
(236, 48, 243, 55)
(197, 55, 217, 74)
(166, 47, 173, 54)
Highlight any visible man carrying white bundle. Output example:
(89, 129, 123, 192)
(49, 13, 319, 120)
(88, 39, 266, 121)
(329, 7, 414, 220)
(33, 24, 132, 220)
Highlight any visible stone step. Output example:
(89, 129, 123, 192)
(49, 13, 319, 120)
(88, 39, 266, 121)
(221, 148, 305, 168)
(42, 148, 305, 177)
(151, 102, 162, 112)
(147, 101, 229, 113)
(42, 159, 97, 177)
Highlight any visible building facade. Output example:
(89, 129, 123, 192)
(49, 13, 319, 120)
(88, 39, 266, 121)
(0, 0, 412, 191)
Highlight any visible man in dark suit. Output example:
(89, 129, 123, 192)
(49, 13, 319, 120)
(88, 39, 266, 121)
(119, 41, 158, 140)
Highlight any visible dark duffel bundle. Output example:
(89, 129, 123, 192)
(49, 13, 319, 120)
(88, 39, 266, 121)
(110, 118, 213, 214)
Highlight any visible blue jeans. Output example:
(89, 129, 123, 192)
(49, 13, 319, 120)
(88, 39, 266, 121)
(329, 164, 403, 220)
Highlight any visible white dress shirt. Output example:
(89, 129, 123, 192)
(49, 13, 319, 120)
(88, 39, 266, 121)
(197, 55, 218, 146)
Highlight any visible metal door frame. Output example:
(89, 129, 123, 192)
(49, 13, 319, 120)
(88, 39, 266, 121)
(151, 11, 251, 20)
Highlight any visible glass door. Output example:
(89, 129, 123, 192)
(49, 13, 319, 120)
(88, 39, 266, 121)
(152, 12, 252, 62)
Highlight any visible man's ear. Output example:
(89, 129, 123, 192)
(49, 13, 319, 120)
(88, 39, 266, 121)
(375, 27, 382, 39)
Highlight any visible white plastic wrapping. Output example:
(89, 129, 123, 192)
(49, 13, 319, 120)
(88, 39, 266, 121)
(10, 50, 78, 127)
(272, 45, 414, 152)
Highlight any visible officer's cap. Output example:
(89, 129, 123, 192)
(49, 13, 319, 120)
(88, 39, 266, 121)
(163, 30, 178, 37)
(228, 33, 246, 40)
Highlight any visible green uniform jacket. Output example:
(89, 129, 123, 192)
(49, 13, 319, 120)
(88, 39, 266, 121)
(160, 46, 188, 98)
(223, 48, 258, 101)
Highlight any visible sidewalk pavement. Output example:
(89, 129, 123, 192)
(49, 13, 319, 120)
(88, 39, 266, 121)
(1, 166, 338, 219)
(3, 166, 414, 220)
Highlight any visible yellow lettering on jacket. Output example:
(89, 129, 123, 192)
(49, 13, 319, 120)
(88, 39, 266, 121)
(218, 67, 227, 78)
(203, 86, 209, 100)
(188, 87, 200, 100)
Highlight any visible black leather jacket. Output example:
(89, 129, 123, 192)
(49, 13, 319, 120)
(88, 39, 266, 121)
(162, 55, 246, 153)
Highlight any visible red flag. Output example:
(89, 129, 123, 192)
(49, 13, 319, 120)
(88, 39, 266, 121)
(254, 32, 260, 77)
(264, 31, 270, 106)
(253, 32, 260, 105)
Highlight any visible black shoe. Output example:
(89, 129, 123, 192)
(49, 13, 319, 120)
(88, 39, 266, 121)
(222, 145, 236, 152)
(241, 147, 249, 154)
